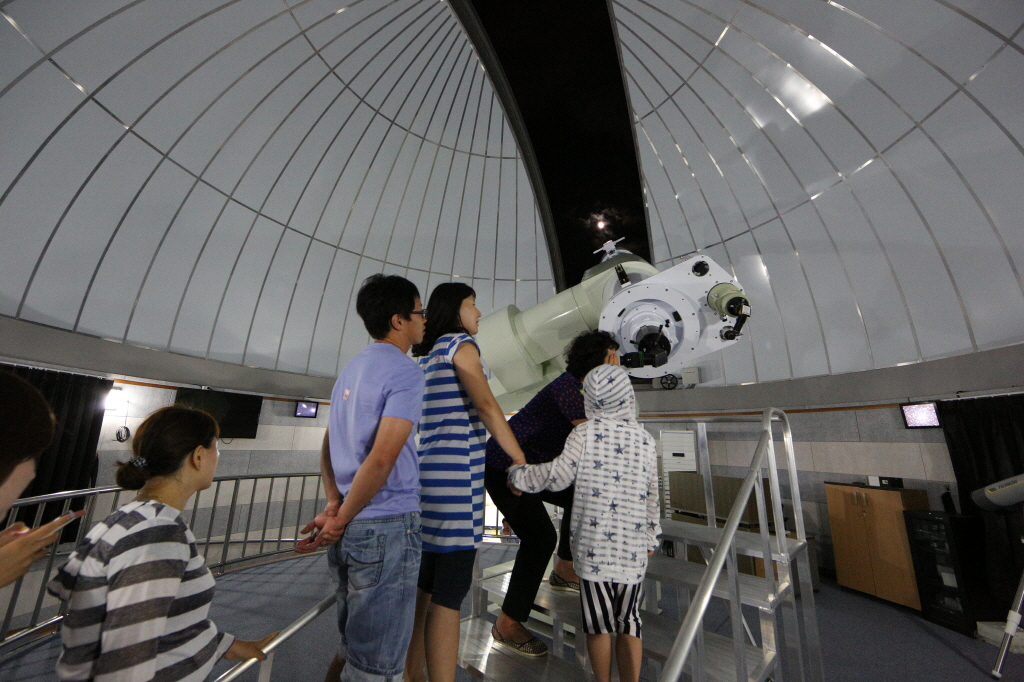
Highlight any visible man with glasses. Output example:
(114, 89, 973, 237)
(297, 274, 427, 682)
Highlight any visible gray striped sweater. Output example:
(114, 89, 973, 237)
(48, 500, 234, 681)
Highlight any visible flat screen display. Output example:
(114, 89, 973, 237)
(900, 402, 940, 428)
(295, 401, 319, 418)
(175, 388, 263, 439)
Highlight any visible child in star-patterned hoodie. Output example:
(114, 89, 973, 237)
(507, 363, 660, 682)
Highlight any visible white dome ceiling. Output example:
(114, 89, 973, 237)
(1, 0, 1023, 390)
(0, 0, 553, 380)
(614, 0, 1024, 386)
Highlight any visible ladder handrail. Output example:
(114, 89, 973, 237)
(659, 427, 772, 682)
(9, 473, 318, 508)
(2, 472, 324, 652)
(212, 593, 338, 682)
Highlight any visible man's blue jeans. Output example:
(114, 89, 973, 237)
(328, 511, 422, 682)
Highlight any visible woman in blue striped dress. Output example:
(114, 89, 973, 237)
(406, 283, 528, 682)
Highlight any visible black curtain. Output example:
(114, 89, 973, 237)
(1, 363, 111, 501)
(937, 396, 1024, 605)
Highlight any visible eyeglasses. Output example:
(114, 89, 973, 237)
(410, 309, 427, 318)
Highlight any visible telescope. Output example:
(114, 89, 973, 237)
(476, 238, 750, 411)
(972, 473, 1024, 678)
(972, 474, 1024, 511)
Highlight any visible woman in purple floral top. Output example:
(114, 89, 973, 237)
(484, 330, 619, 655)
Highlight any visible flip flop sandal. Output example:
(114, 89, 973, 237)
(491, 625, 548, 657)
(549, 572, 581, 592)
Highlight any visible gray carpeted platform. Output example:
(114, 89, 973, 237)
(2, 544, 1021, 682)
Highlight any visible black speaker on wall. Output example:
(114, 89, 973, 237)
(174, 388, 262, 439)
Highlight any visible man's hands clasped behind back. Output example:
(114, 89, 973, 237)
(295, 499, 346, 553)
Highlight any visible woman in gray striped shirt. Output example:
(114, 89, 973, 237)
(48, 406, 275, 681)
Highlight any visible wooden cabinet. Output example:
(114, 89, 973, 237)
(825, 483, 929, 609)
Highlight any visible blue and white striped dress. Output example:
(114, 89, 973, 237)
(418, 332, 486, 553)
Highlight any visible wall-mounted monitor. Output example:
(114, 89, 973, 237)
(175, 388, 262, 439)
(295, 401, 319, 418)
(900, 402, 940, 429)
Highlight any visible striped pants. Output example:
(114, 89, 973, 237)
(580, 579, 644, 637)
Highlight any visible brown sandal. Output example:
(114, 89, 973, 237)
(549, 572, 580, 592)
(491, 625, 548, 657)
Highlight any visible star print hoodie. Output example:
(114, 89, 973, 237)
(508, 364, 661, 584)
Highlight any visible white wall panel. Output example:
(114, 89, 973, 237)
(1, 102, 124, 319)
(842, 0, 1003, 83)
(515, 280, 537, 313)
(886, 128, 1024, 351)
(965, 47, 1024, 159)
(3, 0, 136, 53)
(233, 78, 347, 211)
(203, 57, 330, 192)
(925, 92, 1024, 282)
(326, 114, 398, 251)
(944, 0, 1024, 36)
(170, 37, 316, 175)
(134, 17, 301, 154)
(846, 161, 972, 359)
(471, 278, 494, 316)
(276, 240, 337, 373)
(245, 229, 310, 367)
(727, 233, 791, 382)
(48, 2, 230, 95)
(307, 249, 360, 376)
(378, 18, 460, 126)
(784, 203, 872, 373)
(493, 279, 516, 314)
(743, 0, 915, 150)
(20, 135, 159, 328)
(0, 16, 40, 94)
(335, 257, 385, 371)
(665, 88, 748, 243)
(291, 93, 373, 243)
(812, 186, 918, 368)
(339, 127, 413, 262)
(75, 163, 195, 339)
(452, 154, 484, 276)
(169, 201, 258, 356)
(0, 64, 87, 206)
(505, 162, 528, 280)
(384, 138, 435, 266)
(361, 8, 449, 113)
(754, 220, 830, 378)
(472, 156, 499, 281)
(208, 217, 285, 363)
(428, 151, 469, 274)
(99, 1, 286, 127)
(258, 92, 363, 228)
(126, 183, 228, 348)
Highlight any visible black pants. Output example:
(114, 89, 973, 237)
(484, 466, 574, 623)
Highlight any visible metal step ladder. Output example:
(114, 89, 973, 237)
(459, 407, 823, 682)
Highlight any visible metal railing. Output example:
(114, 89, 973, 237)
(655, 407, 824, 682)
(1, 472, 326, 651)
(213, 593, 338, 682)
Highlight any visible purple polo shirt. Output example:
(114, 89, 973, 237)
(329, 343, 426, 519)
(485, 371, 584, 470)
